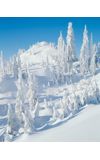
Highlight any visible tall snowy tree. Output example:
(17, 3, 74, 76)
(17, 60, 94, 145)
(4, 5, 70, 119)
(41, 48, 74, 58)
(56, 32, 65, 84)
(80, 25, 89, 75)
(57, 32, 65, 57)
(65, 22, 76, 74)
(90, 44, 97, 75)
(15, 69, 25, 120)
(27, 69, 38, 111)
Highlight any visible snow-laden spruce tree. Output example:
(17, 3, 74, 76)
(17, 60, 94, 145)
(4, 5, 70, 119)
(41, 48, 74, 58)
(62, 90, 70, 116)
(6, 104, 13, 135)
(80, 25, 89, 76)
(87, 78, 99, 104)
(22, 106, 35, 134)
(65, 22, 76, 74)
(27, 69, 38, 111)
(5, 104, 20, 141)
(12, 53, 21, 79)
(90, 44, 97, 75)
(56, 32, 65, 84)
(15, 68, 25, 121)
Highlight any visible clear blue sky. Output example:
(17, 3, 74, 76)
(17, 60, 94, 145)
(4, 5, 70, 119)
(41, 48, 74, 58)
(0, 17, 100, 58)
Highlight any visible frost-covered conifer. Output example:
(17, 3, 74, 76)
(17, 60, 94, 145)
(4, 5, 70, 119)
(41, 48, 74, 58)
(80, 25, 89, 75)
(65, 22, 76, 74)
(15, 69, 25, 118)
(57, 32, 65, 83)
(27, 70, 38, 111)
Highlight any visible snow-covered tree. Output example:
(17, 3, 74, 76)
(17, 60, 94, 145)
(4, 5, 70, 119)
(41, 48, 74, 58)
(57, 32, 65, 54)
(12, 53, 22, 79)
(15, 69, 25, 120)
(22, 107, 35, 134)
(65, 22, 76, 74)
(92, 77, 100, 103)
(52, 104, 58, 121)
(80, 25, 89, 75)
(56, 32, 65, 84)
(50, 65, 58, 85)
(90, 44, 97, 75)
(6, 104, 13, 135)
(62, 90, 70, 116)
(27, 70, 38, 111)
(5, 104, 20, 141)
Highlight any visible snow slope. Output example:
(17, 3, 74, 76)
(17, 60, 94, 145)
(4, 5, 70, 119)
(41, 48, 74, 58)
(16, 104, 100, 142)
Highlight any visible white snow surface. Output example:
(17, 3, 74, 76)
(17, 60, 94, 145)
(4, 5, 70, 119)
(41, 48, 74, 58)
(16, 104, 100, 142)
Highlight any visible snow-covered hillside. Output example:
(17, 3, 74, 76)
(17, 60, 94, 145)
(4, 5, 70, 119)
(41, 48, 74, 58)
(16, 104, 100, 142)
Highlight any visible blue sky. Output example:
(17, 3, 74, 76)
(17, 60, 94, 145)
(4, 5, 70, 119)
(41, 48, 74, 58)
(0, 17, 100, 58)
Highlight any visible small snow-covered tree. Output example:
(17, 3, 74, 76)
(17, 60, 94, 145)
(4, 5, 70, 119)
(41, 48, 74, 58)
(50, 65, 58, 85)
(6, 104, 13, 135)
(52, 104, 58, 121)
(22, 107, 35, 134)
(65, 22, 76, 74)
(5, 104, 20, 141)
(92, 77, 100, 103)
(90, 44, 97, 75)
(80, 25, 89, 75)
(62, 90, 70, 116)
